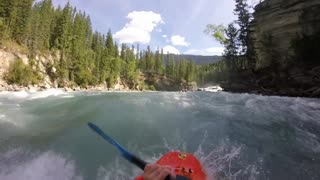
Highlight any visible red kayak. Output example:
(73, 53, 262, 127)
(134, 151, 207, 180)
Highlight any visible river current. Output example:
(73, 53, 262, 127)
(0, 90, 319, 180)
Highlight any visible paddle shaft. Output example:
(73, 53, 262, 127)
(87, 123, 189, 180)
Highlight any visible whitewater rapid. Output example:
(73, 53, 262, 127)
(0, 90, 319, 180)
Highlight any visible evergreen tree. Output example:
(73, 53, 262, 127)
(154, 49, 161, 74)
(138, 51, 145, 71)
(145, 46, 154, 72)
(166, 54, 175, 77)
(114, 42, 119, 57)
(234, 0, 250, 55)
(159, 49, 165, 74)
(234, 0, 255, 68)
(177, 59, 187, 81)
(37, 0, 54, 50)
(120, 43, 126, 61)
(224, 23, 239, 71)
(10, 0, 34, 44)
(106, 30, 115, 55)
(136, 44, 140, 60)
(186, 61, 195, 83)
(1, 0, 204, 88)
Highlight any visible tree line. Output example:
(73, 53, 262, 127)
(0, 0, 197, 89)
(203, 0, 254, 82)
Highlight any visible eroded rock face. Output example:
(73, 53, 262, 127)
(0, 50, 18, 79)
(250, 0, 320, 69)
(0, 49, 57, 90)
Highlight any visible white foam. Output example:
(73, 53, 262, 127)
(61, 95, 75, 98)
(97, 158, 136, 180)
(0, 151, 83, 180)
(198, 86, 223, 92)
(28, 89, 67, 100)
(0, 114, 17, 127)
(0, 91, 29, 99)
(0, 89, 72, 100)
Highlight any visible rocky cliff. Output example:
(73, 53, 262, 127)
(0, 48, 58, 91)
(220, 0, 320, 97)
(250, 0, 320, 69)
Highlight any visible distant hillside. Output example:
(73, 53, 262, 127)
(164, 54, 223, 65)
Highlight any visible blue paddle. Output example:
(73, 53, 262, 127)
(88, 122, 147, 170)
(87, 122, 191, 180)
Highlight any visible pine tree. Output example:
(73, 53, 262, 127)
(224, 23, 239, 71)
(54, 3, 74, 84)
(166, 54, 175, 77)
(145, 46, 154, 72)
(106, 30, 115, 55)
(186, 61, 195, 83)
(138, 51, 145, 71)
(234, 0, 250, 55)
(234, 0, 255, 68)
(120, 44, 126, 61)
(154, 49, 161, 74)
(177, 59, 187, 81)
(114, 42, 119, 57)
(37, 0, 54, 50)
(136, 44, 140, 60)
(159, 49, 165, 74)
(9, 0, 34, 44)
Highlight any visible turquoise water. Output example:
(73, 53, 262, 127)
(0, 90, 320, 180)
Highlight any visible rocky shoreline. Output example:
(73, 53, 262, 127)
(1, 64, 319, 97)
(220, 66, 320, 98)
(1, 81, 319, 99)
(0, 82, 141, 93)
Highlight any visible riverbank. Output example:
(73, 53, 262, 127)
(0, 83, 142, 93)
(219, 66, 320, 98)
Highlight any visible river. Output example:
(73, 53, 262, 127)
(0, 90, 320, 180)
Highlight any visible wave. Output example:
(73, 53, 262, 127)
(0, 149, 82, 180)
(161, 131, 261, 180)
(0, 89, 73, 101)
(0, 91, 29, 99)
(28, 89, 69, 100)
(0, 114, 18, 127)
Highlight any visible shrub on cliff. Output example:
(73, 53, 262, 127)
(5, 59, 42, 86)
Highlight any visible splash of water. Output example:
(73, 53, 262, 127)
(0, 150, 82, 180)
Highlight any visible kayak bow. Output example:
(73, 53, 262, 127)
(88, 122, 192, 180)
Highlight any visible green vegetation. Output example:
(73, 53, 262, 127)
(6, 59, 42, 86)
(203, 0, 253, 83)
(0, 0, 198, 89)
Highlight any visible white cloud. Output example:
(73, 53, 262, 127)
(162, 34, 167, 38)
(170, 35, 190, 46)
(114, 11, 164, 44)
(163, 45, 180, 54)
(184, 47, 224, 56)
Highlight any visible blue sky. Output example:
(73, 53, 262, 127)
(52, 0, 237, 55)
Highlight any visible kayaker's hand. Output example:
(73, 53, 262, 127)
(143, 164, 176, 180)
